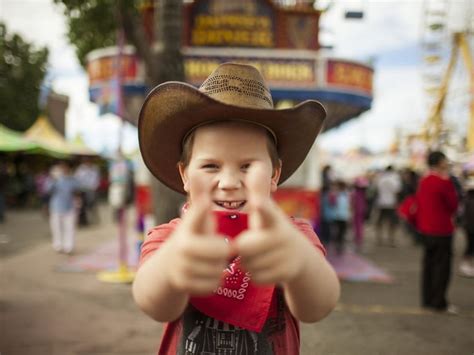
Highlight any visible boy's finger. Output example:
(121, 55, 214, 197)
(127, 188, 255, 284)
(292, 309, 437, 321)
(191, 177, 213, 203)
(245, 163, 269, 206)
(234, 229, 273, 258)
(249, 201, 277, 230)
(184, 182, 215, 235)
(184, 236, 231, 261)
(185, 198, 214, 235)
(244, 164, 274, 229)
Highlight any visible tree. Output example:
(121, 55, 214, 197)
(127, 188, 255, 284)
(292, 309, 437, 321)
(0, 23, 49, 131)
(55, 0, 185, 224)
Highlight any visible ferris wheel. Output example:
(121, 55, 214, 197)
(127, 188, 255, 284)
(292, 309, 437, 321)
(420, 0, 474, 152)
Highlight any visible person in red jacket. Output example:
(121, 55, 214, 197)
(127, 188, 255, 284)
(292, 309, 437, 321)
(416, 151, 458, 312)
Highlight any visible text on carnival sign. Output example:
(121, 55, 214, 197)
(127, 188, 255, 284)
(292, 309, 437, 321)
(192, 15, 274, 47)
(184, 58, 316, 87)
(186, 0, 276, 48)
(326, 60, 373, 95)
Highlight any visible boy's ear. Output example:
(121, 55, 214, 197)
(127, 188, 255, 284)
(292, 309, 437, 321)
(270, 160, 282, 192)
(177, 162, 190, 193)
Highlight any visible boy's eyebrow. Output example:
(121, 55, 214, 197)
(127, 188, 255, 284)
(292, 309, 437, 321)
(195, 157, 261, 163)
(194, 157, 219, 162)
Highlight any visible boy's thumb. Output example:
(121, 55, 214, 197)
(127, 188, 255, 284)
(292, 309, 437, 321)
(249, 199, 275, 230)
(186, 198, 214, 235)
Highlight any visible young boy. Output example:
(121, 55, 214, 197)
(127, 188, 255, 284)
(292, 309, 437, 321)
(133, 63, 340, 354)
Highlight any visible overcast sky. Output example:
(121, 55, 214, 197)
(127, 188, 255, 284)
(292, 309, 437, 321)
(1, 0, 472, 155)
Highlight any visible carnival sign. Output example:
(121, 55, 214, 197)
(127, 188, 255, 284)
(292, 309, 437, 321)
(184, 0, 320, 50)
(326, 59, 373, 96)
(185, 0, 275, 48)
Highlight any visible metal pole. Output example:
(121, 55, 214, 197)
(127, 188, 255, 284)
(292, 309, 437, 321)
(97, 27, 134, 283)
(458, 32, 474, 152)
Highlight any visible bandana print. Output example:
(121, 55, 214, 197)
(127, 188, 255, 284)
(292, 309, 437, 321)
(190, 211, 275, 332)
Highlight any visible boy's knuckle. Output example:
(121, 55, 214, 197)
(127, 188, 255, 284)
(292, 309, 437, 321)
(171, 273, 187, 291)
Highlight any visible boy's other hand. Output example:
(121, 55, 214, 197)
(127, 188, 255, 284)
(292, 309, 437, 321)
(164, 195, 232, 295)
(234, 165, 311, 285)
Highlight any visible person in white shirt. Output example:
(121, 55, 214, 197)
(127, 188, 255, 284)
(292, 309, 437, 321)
(375, 165, 401, 246)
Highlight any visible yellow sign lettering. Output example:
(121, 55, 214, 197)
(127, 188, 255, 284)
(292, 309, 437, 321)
(185, 60, 220, 78)
(184, 58, 316, 87)
(332, 63, 372, 92)
(263, 63, 313, 82)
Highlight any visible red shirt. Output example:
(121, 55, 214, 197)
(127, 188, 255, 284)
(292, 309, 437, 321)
(415, 173, 458, 236)
(139, 217, 325, 355)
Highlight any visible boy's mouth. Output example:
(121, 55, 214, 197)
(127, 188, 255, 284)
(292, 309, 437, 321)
(214, 200, 246, 210)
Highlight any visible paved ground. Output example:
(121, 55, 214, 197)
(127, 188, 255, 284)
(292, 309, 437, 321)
(1, 206, 473, 355)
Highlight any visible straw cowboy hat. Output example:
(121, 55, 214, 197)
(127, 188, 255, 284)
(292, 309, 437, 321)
(138, 62, 327, 194)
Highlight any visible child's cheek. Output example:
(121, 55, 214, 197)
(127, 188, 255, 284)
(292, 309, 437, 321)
(187, 170, 215, 198)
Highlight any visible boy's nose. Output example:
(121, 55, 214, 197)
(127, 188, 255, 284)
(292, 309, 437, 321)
(217, 171, 242, 190)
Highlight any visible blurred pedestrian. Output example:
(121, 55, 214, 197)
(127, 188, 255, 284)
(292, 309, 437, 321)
(35, 168, 52, 217)
(320, 184, 336, 246)
(75, 157, 100, 226)
(450, 173, 464, 226)
(322, 165, 334, 190)
(46, 161, 79, 254)
(416, 151, 458, 313)
(398, 168, 421, 245)
(352, 177, 368, 252)
(459, 177, 474, 277)
(319, 165, 334, 246)
(375, 165, 401, 246)
(16, 163, 35, 207)
(364, 171, 378, 221)
(332, 180, 350, 254)
(108, 152, 134, 220)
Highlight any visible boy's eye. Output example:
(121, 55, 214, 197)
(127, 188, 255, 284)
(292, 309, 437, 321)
(202, 164, 218, 169)
(241, 163, 250, 170)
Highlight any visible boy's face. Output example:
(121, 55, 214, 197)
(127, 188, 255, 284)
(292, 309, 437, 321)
(178, 122, 281, 213)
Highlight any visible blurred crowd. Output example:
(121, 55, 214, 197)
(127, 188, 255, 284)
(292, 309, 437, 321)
(0, 157, 109, 214)
(0, 155, 134, 254)
(318, 152, 474, 280)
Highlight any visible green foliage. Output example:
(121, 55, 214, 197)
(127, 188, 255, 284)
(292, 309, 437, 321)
(0, 23, 49, 132)
(54, 0, 139, 67)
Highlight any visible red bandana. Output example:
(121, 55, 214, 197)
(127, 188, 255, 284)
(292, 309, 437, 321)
(189, 211, 275, 332)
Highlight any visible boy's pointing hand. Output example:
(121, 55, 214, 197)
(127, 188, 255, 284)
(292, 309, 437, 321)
(234, 165, 311, 285)
(165, 195, 232, 295)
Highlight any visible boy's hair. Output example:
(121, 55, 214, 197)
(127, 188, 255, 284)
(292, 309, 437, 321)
(427, 151, 446, 167)
(179, 125, 281, 172)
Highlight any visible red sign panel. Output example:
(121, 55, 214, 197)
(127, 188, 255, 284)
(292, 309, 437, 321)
(273, 187, 320, 223)
(326, 59, 373, 95)
(87, 54, 138, 86)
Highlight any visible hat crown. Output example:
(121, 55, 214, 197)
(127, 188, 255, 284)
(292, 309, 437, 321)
(199, 63, 274, 110)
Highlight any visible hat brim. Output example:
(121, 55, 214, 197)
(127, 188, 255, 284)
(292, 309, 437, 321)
(139, 82, 326, 194)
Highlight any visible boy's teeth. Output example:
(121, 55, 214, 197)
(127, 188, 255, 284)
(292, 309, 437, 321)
(221, 201, 241, 208)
